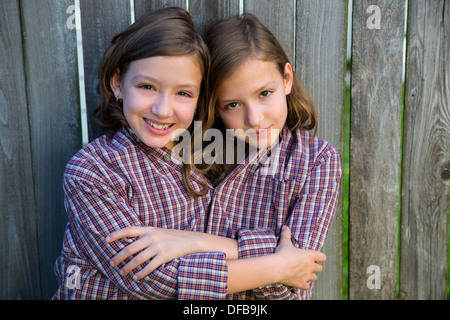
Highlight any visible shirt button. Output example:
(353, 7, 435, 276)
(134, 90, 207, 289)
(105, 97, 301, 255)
(267, 149, 271, 157)
(164, 154, 171, 162)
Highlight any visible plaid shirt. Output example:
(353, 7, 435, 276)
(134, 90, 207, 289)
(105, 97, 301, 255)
(53, 126, 340, 300)
(207, 126, 341, 299)
(53, 128, 226, 299)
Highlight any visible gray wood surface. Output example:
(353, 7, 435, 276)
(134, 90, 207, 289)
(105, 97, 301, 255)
(79, 0, 131, 142)
(349, 0, 405, 299)
(135, 0, 187, 19)
(190, 0, 240, 34)
(400, 0, 450, 300)
(245, 0, 295, 63)
(295, 0, 347, 300)
(0, 0, 40, 300)
(20, 0, 82, 298)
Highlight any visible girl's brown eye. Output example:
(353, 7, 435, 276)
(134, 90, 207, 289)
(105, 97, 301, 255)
(177, 91, 192, 98)
(260, 91, 271, 98)
(226, 102, 239, 110)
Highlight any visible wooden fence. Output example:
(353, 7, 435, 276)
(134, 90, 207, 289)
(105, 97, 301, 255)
(0, 0, 449, 300)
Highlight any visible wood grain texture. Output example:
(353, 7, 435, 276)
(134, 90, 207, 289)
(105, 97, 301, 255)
(79, 0, 131, 142)
(0, 0, 40, 300)
(21, 0, 82, 298)
(295, 0, 348, 300)
(245, 0, 295, 63)
(135, 0, 187, 19)
(189, 0, 240, 34)
(349, 0, 405, 299)
(400, 0, 450, 300)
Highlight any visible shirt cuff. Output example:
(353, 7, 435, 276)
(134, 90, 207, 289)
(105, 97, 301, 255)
(236, 228, 277, 259)
(177, 252, 228, 300)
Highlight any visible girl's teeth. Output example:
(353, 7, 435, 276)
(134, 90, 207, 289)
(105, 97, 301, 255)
(145, 119, 172, 130)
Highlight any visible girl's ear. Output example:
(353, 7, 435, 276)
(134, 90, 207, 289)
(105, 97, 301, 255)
(110, 69, 122, 99)
(283, 63, 294, 95)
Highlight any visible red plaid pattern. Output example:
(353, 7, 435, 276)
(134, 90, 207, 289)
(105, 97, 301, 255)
(53, 128, 227, 300)
(207, 126, 341, 299)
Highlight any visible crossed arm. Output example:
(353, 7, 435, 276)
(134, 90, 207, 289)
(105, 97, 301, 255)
(106, 224, 325, 294)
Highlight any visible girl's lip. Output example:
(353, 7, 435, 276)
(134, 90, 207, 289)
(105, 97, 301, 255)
(253, 126, 272, 137)
(143, 118, 174, 135)
(144, 118, 173, 125)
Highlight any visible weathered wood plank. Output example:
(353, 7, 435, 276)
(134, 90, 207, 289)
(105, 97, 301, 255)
(349, 0, 405, 299)
(0, 0, 40, 300)
(189, 0, 240, 35)
(21, 0, 82, 298)
(79, 0, 131, 142)
(244, 0, 295, 63)
(135, 0, 187, 20)
(400, 0, 450, 300)
(295, 0, 347, 300)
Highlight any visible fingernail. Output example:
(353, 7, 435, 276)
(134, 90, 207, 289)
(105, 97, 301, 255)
(105, 236, 110, 242)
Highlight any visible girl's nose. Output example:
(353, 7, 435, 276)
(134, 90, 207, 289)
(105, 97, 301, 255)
(245, 104, 264, 127)
(151, 94, 173, 118)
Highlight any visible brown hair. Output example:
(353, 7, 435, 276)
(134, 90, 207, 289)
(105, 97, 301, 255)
(198, 13, 317, 185)
(94, 7, 210, 197)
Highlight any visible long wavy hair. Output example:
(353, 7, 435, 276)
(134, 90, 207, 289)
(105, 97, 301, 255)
(93, 7, 210, 197)
(197, 13, 317, 186)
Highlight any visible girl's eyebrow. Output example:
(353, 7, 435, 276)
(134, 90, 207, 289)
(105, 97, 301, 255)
(132, 74, 159, 83)
(218, 80, 277, 103)
(132, 74, 199, 91)
(253, 81, 277, 94)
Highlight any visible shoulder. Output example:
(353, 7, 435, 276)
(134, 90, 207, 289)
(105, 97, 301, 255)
(64, 129, 136, 183)
(280, 128, 341, 180)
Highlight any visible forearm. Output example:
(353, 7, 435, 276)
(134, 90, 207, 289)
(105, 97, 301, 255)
(226, 255, 279, 294)
(195, 232, 239, 260)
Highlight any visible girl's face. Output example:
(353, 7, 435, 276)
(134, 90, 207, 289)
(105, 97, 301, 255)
(216, 57, 293, 149)
(111, 55, 202, 149)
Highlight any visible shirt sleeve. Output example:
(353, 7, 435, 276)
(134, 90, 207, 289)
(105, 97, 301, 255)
(63, 175, 228, 300)
(236, 144, 342, 299)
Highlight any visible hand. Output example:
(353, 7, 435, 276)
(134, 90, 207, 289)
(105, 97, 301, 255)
(274, 226, 326, 290)
(105, 226, 202, 280)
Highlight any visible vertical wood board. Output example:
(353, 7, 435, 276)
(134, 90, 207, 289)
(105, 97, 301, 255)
(0, 0, 40, 300)
(400, 0, 450, 300)
(21, 0, 82, 298)
(349, 0, 405, 300)
(295, 0, 348, 300)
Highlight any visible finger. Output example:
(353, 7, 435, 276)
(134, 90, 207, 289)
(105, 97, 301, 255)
(313, 251, 327, 263)
(300, 281, 311, 290)
(110, 239, 152, 267)
(106, 226, 143, 243)
(313, 262, 323, 274)
(120, 248, 157, 276)
(133, 256, 164, 280)
(279, 225, 292, 243)
(309, 273, 318, 283)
